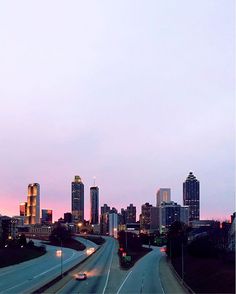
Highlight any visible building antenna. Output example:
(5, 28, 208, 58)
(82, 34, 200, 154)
(93, 176, 96, 187)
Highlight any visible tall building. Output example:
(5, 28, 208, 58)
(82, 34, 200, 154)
(90, 186, 99, 225)
(183, 172, 200, 221)
(100, 204, 110, 235)
(156, 188, 171, 206)
(120, 208, 126, 224)
(20, 202, 27, 216)
(101, 204, 110, 215)
(150, 206, 159, 231)
(71, 176, 84, 222)
(159, 201, 189, 233)
(140, 202, 153, 232)
(64, 212, 72, 223)
(110, 207, 118, 214)
(109, 212, 118, 238)
(100, 212, 109, 235)
(126, 204, 136, 223)
(41, 209, 53, 225)
(26, 183, 40, 224)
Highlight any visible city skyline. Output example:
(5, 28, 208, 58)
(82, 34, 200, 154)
(0, 1, 234, 222)
(0, 171, 234, 222)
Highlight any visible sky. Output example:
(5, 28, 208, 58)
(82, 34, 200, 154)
(0, 1, 235, 222)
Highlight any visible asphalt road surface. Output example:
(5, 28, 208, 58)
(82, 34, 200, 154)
(56, 237, 115, 294)
(47, 239, 186, 294)
(117, 246, 165, 294)
(0, 240, 93, 294)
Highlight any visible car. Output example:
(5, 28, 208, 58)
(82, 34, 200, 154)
(160, 246, 167, 253)
(74, 272, 87, 280)
(86, 247, 95, 255)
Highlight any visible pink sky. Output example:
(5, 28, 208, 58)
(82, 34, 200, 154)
(0, 1, 235, 222)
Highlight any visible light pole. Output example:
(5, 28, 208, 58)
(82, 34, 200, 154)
(56, 240, 63, 279)
(78, 222, 83, 234)
(181, 241, 184, 283)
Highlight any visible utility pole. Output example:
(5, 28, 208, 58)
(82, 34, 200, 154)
(60, 239, 63, 279)
(181, 241, 184, 283)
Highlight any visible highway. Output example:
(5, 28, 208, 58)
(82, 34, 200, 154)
(117, 246, 165, 294)
(0, 240, 95, 294)
(0, 236, 186, 294)
(47, 239, 186, 294)
(56, 237, 115, 294)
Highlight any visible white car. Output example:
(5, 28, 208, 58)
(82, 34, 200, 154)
(74, 272, 87, 280)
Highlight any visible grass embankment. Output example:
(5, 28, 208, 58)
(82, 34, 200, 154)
(171, 252, 235, 294)
(47, 238, 86, 251)
(79, 235, 105, 245)
(0, 247, 46, 268)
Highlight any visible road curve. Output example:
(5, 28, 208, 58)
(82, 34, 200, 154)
(0, 241, 89, 294)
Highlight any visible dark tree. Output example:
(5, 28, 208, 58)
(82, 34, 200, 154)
(118, 231, 142, 252)
(19, 233, 27, 247)
(166, 221, 188, 258)
(49, 223, 72, 244)
(188, 235, 217, 257)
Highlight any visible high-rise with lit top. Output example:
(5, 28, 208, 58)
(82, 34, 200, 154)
(183, 172, 200, 221)
(26, 183, 40, 224)
(90, 186, 99, 224)
(156, 188, 171, 206)
(72, 176, 84, 222)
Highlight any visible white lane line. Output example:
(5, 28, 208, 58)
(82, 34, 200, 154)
(1, 251, 82, 293)
(158, 256, 165, 294)
(116, 270, 133, 294)
(0, 280, 29, 293)
(102, 241, 115, 294)
(33, 251, 78, 278)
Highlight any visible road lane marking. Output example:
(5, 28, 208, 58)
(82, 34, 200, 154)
(0, 250, 55, 278)
(102, 240, 115, 294)
(116, 270, 133, 294)
(33, 251, 78, 278)
(0, 280, 29, 293)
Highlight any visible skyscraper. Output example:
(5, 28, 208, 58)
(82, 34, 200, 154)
(159, 201, 189, 233)
(156, 188, 171, 206)
(19, 202, 27, 216)
(100, 204, 110, 235)
(183, 172, 200, 221)
(126, 204, 136, 223)
(26, 183, 40, 224)
(64, 212, 72, 223)
(101, 204, 110, 215)
(72, 176, 84, 222)
(109, 212, 118, 238)
(41, 209, 53, 225)
(90, 186, 99, 225)
(140, 202, 153, 232)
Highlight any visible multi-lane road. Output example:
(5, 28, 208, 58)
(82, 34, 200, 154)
(45, 238, 186, 294)
(0, 239, 96, 293)
(0, 237, 186, 294)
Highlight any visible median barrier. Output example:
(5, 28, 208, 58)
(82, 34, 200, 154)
(32, 244, 103, 294)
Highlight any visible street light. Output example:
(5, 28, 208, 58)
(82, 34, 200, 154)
(114, 228, 117, 238)
(78, 222, 83, 234)
(56, 240, 63, 279)
(181, 241, 184, 283)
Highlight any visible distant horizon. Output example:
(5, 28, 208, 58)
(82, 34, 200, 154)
(0, 1, 234, 223)
(0, 172, 233, 223)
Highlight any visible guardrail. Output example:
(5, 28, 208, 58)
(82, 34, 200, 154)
(167, 258, 195, 294)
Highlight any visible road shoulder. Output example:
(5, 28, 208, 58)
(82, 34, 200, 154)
(159, 255, 188, 294)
